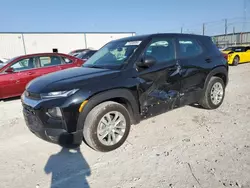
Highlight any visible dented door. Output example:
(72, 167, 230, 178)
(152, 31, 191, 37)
(136, 37, 182, 118)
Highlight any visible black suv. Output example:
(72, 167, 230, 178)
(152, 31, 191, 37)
(22, 33, 228, 152)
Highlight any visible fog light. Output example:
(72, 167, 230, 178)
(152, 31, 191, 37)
(47, 107, 62, 118)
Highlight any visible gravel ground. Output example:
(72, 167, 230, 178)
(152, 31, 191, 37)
(1, 64, 250, 188)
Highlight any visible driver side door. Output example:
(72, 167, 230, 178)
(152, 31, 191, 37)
(137, 37, 182, 118)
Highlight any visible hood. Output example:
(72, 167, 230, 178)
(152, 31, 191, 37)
(26, 67, 120, 93)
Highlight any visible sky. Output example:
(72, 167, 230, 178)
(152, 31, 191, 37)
(1, 0, 250, 36)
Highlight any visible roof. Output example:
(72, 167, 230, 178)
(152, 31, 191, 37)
(5, 52, 74, 62)
(113, 33, 209, 42)
(19, 52, 71, 57)
(0, 31, 136, 34)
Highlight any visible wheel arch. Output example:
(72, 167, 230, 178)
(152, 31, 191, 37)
(203, 66, 228, 90)
(77, 88, 141, 131)
(233, 54, 240, 61)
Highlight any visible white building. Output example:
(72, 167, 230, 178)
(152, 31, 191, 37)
(0, 32, 135, 59)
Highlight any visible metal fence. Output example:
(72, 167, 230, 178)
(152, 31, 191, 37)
(213, 32, 250, 48)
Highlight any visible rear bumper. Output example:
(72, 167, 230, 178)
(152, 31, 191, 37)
(21, 93, 83, 146)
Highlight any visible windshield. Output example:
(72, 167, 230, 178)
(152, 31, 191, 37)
(82, 40, 142, 69)
(224, 47, 246, 52)
(4, 56, 18, 65)
(76, 51, 89, 59)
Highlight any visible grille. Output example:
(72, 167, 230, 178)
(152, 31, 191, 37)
(23, 105, 43, 132)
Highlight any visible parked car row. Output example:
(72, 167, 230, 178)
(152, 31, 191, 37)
(0, 50, 96, 99)
(21, 33, 229, 152)
(0, 57, 8, 68)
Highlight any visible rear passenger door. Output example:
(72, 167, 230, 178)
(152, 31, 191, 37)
(176, 37, 208, 104)
(36, 56, 61, 77)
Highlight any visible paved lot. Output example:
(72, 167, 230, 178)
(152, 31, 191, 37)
(1, 64, 250, 188)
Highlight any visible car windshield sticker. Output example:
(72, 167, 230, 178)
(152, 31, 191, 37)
(125, 41, 142, 46)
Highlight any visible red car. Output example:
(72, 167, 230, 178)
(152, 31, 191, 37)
(0, 53, 85, 99)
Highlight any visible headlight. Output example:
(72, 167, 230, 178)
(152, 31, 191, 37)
(41, 89, 79, 99)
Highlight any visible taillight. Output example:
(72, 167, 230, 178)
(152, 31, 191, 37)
(222, 53, 228, 60)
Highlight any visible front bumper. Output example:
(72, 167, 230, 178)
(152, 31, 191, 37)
(21, 93, 83, 146)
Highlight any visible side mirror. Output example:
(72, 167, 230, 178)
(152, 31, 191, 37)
(136, 56, 156, 68)
(5, 67, 14, 73)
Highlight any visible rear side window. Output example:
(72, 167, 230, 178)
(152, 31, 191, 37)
(178, 38, 203, 58)
(39, 56, 62, 67)
(62, 57, 73, 64)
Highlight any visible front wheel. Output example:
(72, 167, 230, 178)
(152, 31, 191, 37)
(199, 77, 225, 109)
(83, 101, 131, 152)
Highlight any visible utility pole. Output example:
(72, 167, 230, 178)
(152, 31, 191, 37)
(225, 19, 228, 35)
(224, 19, 228, 47)
(181, 27, 183, 33)
(243, 0, 247, 32)
(202, 23, 205, 35)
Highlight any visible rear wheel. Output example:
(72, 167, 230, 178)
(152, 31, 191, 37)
(232, 55, 239, 66)
(199, 77, 225, 109)
(83, 101, 131, 152)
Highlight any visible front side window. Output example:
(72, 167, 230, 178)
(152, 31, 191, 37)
(10, 57, 36, 71)
(83, 40, 141, 69)
(39, 56, 62, 67)
(144, 38, 175, 63)
(178, 38, 203, 58)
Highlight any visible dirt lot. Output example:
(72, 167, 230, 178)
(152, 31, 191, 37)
(0, 64, 250, 188)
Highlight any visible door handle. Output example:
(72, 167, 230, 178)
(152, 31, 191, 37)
(27, 72, 33, 75)
(205, 58, 212, 63)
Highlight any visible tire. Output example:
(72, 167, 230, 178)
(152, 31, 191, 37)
(199, 77, 225, 109)
(83, 101, 131, 152)
(232, 55, 239, 66)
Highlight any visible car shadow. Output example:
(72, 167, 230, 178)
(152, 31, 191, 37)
(44, 147, 91, 188)
(189, 103, 204, 109)
(1, 96, 20, 102)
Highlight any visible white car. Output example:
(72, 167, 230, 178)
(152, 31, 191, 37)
(0, 58, 9, 67)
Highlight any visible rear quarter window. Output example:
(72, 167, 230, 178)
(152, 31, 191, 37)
(62, 57, 73, 64)
(177, 38, 203, 58)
